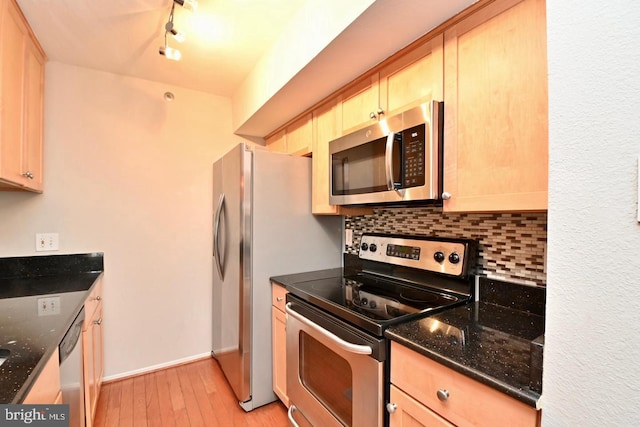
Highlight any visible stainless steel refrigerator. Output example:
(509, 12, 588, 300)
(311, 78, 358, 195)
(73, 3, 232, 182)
(211, 143, 342, 411)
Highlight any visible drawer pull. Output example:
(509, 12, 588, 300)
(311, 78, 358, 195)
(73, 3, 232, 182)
(276, 296, 284, 302)
(95, 296, 102, 301)
(437, 389, 450, 401)
(386, 403, 397, 414)
(94, 318, 103, 325)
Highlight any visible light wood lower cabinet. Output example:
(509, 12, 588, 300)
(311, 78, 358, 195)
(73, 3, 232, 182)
(442, 0, 548, 212)
(389, 341, 540, 427)
(22, 348, 62, 404)
(271, 282, 289, 407)
(83, 278, 104, 427)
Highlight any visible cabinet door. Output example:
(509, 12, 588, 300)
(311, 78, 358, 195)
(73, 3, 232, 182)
(389, 385, 455, 427)
(21, 38, 45, 191)
(380, 34, 444, 117)
(83, 304, 103, 427)
(286, 114, 312, 156)
(0, 0, 27, 187)
(443, 0, 548, 212)
(337, 74, 380, 134)
(272, 306, 288, 406)
(266, 129, 287, 153)
(23, 348, 61, 404)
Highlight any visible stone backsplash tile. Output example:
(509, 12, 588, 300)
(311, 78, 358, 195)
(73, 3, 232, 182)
(345, 207, 547, 286)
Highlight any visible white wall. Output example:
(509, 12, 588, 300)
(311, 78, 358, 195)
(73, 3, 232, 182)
(0, 62, 243, 378)
(545, 0, 640, 424)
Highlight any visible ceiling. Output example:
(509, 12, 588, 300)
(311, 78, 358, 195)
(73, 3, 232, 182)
(16, 0, 477, 136)
(16, 0, 307, 97)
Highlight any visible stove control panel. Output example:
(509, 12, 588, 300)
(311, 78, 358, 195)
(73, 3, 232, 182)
(358, 234, 473, 277)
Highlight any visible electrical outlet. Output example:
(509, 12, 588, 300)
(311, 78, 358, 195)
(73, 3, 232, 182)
(35, 233, 59, 252)
(37, 297, 61, 316)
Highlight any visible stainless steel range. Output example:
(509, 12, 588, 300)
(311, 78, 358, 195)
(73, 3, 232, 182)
(285, 233, 477, 427)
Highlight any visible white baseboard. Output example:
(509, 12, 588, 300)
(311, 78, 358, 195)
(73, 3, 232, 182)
(103, 352, 212, 382)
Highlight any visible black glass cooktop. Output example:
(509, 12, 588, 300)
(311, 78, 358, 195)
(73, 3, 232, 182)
(287, 273, 467, 336)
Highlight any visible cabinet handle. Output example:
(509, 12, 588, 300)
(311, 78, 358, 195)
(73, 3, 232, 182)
(276, 296, 284, 302)
(94, 318, 103, 325)
(441, 192, 452, 200)
(377, 107, 384, 116)
(22, 171, 34, 179)
(369, 112, 377, 120)
(95, 296, 102, 301)
(436, 389, 450, 401)
(386, 402, 397, 414)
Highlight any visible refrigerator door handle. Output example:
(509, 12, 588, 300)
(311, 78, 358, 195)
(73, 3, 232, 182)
(213, 193, 225, 280)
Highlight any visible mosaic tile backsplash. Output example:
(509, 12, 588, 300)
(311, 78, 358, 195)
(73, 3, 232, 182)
(345, 207, 547, 286)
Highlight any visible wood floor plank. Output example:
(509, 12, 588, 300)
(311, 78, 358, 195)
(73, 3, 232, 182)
(93, 381, 111, 427)
(103, 380, 122, 427)
(118, 378, 134, 427)
(176, 364, 205, 427)
(184, 362, 220, 427)
(132, 376, 148, 427)
(154, 370, 177, 427)
(94, 358, 287, 427)
(144, 372, 163, 427)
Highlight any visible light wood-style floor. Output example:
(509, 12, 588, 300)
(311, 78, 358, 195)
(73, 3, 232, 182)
(94, 358, 289, 427)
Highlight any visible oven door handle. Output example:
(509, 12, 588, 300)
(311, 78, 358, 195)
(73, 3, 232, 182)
(285, 303, 373, 355)
(287, 405, 301, 427)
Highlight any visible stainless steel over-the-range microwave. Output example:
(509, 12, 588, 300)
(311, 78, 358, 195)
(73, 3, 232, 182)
(329, 101, 443, 206)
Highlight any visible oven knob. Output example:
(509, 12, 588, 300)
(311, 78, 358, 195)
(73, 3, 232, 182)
(369, 243, 377, 252)
(361, 242, 369, 251)
(361, 298, 368, 306)
(369, 300, 377, 309)
(449, 252, 461, 264)
(433, 251, 445, 263)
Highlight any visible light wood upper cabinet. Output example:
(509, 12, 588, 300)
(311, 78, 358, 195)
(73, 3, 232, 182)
(337, 34, 444, 136)
(442, 0, 548, 212)
(380, 33, 444, 117)
(265, 114, 313, 156)
(0, 0, 45, 192)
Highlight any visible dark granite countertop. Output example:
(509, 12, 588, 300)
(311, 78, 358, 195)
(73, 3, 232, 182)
(270, 267, 344, 289)
(0, 253, 104, 404)
(386, 278, 545, 408)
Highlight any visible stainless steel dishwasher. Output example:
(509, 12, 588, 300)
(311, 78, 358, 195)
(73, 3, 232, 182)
(59, 307, 85, 427)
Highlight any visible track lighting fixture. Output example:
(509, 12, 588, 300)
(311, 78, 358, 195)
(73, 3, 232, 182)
(174, 0, 198, 12)
(159, 0, 196, 61)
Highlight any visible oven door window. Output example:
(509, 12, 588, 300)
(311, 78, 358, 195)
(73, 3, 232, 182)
(299, 331, 353, 426)
(331, 135, 401, 196)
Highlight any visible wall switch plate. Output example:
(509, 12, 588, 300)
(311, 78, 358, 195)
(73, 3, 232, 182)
(37, 297, 61, 316)
(35, 233, 59, 252)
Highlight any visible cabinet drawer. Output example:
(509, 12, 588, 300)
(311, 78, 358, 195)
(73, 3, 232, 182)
(390, 342, 539, 427)
(84, 276, 103, 329)
(389, 384, 455, 427)
(271, 282, 287, 312)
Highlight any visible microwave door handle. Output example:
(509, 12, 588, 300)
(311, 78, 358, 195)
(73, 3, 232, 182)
(385, 132, 396, 191)
(429, 99, 442, 197)
(285, 303, 372, 355)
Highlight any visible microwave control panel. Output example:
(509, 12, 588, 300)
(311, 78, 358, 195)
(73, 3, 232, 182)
(402, 124, 426, 188)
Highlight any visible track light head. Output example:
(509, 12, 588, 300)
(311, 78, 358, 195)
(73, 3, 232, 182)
(159, 45, 182, 61)
(174, 0, 197, 12)
(165, 21, 185, 43)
